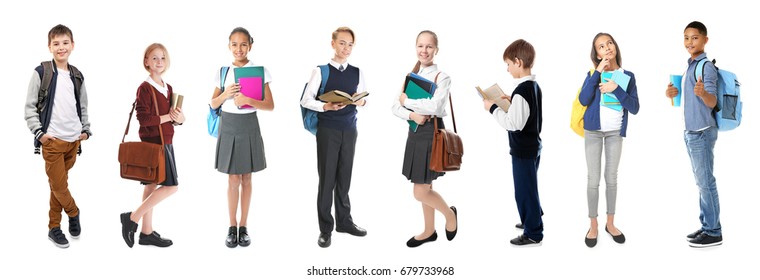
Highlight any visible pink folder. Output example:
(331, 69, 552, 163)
(238, 77, 263, 108)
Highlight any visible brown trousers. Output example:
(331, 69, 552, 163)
(42, 138, 80, 230)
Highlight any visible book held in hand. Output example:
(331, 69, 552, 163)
(318, 90, 369, 105)
(234, 66, 265, 108)
(171, 93, 184, 110)
(403, 73, 437, 132)
(475, 83, 511, 112)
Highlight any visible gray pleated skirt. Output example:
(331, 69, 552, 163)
(141, 144, 178, 186)
(402, 118, 445, 184)
(215, 111, 267, 174)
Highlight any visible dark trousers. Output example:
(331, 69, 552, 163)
(316, 126, 357, 234)
(512, 155, 543, 241)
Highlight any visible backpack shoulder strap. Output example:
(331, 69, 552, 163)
(694, 58, 715, 81)
(36, 61, 55, 112)
(220, 66, 230, 92)
(317, 65, 329, 95)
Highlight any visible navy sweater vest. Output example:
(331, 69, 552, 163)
(508, 81, 542, 158)
(318, 64, 360, 130)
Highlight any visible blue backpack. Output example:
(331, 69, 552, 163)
(695, 58, 742, 131)
(207, 66, 229, 137)
(300, 65, 329, 135)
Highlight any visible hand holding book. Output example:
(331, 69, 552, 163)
(476, 83, 511, 112)
(318, 90, 370, 106)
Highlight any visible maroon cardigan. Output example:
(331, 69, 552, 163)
(135, 81, 174, 144)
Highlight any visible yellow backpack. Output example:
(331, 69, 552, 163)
(570, 69, 595, 137)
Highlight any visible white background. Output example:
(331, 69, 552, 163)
(1, 0, 757, 279)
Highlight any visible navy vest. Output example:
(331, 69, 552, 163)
(318, 64, 360, 130)
(508, 81, 543, 158)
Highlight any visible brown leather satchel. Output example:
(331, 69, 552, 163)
(430, 83, 463, 172)
(118, 87, 166, 184)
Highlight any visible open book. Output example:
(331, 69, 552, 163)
(171, 93, 184, 110)
(318, 90, 369, 105)
(476, 83, 511, 112)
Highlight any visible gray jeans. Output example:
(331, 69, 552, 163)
(585, 130, 623, 218)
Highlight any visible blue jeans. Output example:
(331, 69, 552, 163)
(683, 127, 721, 236)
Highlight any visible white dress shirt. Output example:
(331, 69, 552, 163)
(392, 64, 450, 120)
(491, 75, 536, 131)
(300, 59, 367, 112)
(213, 61, 273, 114)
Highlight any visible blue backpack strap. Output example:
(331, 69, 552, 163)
(694, 58, 710, 82)
(220, 66, 229, 92)
(318, 64, 329, 95)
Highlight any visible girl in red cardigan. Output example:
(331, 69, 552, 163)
(120, 43, 184, 248)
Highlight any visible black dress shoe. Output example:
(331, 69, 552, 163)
(238, 226, 251, 247)
(446, 206, 458, 241)
(605, 225, 626, 244)
(585, 229, 597, 248)
(120, 212, 138, 248)
(336, 224, 367, 237)
(406, 231, 438, 248)
(139, 231, 173, 247)
(318, 233, 331, 248)
(515, 223, 524, 229)
(225, 226, 238, 248)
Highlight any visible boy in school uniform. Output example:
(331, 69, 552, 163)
(665, 21, 722, 248)
(483, 39, 544, 246)
(24, 24, 92, 248)
(300, 27, 368, 248)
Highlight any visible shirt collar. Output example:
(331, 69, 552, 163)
(145, 76, 168, 94)
(688, 52, 708, 64)
(329, 60, 348, 70)
(418, 64, 439, 75)
(513, 74, 536, 86)
(231, 60, 256, 68)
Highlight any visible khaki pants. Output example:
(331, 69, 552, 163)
(42, 138, 80, 230)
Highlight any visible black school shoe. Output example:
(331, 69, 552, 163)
(238, 226, 251, 247)
(406, 231, 438, 248)
(688, 232, 723, 248)
(139, 231, 173, 247)
(120, 212, 138, 248)
(510, 234, 541, 247)
(446, 206, 458, 241)
(225, 226, 238, 248)
(69, 211, 81, 239)
(48, 227, 69, 249)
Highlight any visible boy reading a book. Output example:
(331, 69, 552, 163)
(300, 27, 368, 248)
(25, 24, 92, 248)
(482, 39, 543, 246)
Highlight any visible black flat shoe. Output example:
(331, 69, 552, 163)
(238, 226, 251, 247)
(318, 233, 331, 248)
(225, 226, 238, 248)
(605, 225, 625, 244)
(139, 231, 173, 247)
(120, 212, 138, 248)
(446, 206, 458, 241)
(585, 229, 597, 248)
(407, 231, 438, 248)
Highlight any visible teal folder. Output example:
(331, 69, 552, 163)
(403, 74, 435, 132)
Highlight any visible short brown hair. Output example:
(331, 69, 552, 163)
(332, 27, 355, 42)
(48, 24, 73, 45)
(143, 43, 170, 73)
(502, 39, 535, 69)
